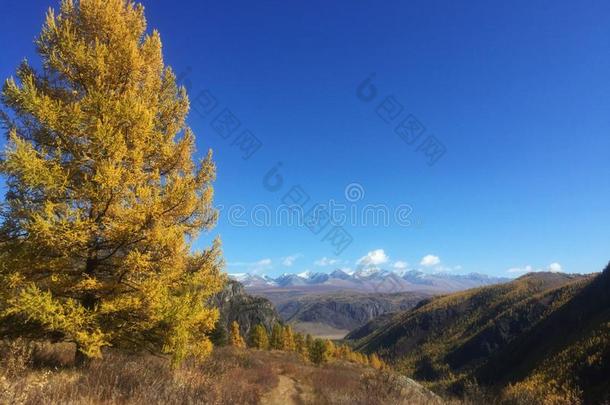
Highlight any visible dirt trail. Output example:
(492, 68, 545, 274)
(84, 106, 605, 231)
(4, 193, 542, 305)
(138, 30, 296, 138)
(260, 375, 300, 405)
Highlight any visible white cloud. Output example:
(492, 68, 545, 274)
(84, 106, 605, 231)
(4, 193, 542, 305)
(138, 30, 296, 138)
(282, 254, 301, 267)
(420, 254, 440, 267)
(507, 262, 563, 274)
(393, 261, 409, 270)
(357, 249, 389, 268)
(315, 257, 340, 267)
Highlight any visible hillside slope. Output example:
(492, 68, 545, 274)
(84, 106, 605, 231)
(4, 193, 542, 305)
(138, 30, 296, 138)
(348, 266, 610, 404)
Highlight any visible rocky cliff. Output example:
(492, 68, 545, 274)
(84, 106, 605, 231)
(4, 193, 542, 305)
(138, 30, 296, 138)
(211, 279, 281, 338)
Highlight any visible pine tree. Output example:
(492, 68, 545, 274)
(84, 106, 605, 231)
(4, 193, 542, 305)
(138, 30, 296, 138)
(228, 321, 245, 348)
(0, 0, 224, 364)
(269, 323, 283, 350)
(309, 339, 330, 365)
(210, 320, 228, 347)
(249, 324, 269, 350)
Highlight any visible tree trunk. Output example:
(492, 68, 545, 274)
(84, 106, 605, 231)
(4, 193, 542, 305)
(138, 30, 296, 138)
(74, 346, 90, 368)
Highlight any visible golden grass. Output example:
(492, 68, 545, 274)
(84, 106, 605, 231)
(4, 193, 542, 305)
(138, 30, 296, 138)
(0, 339, 447, 405)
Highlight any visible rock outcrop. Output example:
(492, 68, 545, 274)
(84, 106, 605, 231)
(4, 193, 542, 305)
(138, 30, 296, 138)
(211, 279, 281, 338)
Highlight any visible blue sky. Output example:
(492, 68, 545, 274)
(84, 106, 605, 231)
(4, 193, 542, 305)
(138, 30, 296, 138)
(1, 0, 609, 277)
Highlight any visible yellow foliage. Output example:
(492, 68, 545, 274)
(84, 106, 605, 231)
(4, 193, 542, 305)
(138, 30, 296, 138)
(0, 0, 223, 364)
(369, 353, 384, 370)
(228, 321, 246, 349)
(248, 324, 269, 350)
(282, 325, 296, 351)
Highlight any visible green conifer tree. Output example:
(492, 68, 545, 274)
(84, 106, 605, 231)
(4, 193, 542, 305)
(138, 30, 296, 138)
(269, 323, 283, 350)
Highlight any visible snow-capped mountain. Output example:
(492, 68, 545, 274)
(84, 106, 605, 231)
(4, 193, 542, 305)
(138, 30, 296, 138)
(228, 273, 277, 288)
(228, 268, 509, 293)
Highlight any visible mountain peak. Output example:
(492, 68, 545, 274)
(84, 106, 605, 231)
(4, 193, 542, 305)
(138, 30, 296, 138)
(228, 269, 509, 293)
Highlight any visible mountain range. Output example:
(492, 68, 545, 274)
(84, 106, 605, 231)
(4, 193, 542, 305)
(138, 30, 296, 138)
(229, 268, 510, 294)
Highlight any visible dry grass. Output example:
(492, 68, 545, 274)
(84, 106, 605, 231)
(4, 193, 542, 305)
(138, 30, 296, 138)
(0, 339, 445, 405)
(238, 350, 443, 405)
(0, 340, 277, 405)
(304, 362, 443, 405)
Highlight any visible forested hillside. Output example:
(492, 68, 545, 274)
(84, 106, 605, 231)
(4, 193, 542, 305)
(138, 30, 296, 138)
(348, 265, 610, 404)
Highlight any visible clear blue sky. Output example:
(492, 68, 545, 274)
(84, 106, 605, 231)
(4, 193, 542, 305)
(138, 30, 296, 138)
(1, 0, 609, 277)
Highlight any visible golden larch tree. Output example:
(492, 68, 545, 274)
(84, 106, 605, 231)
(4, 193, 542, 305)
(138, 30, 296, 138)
(228, 321, 245, 348)
(0, 0, 224, 363)
(282, 325, 296, 351)
(248, 323, 269, 350)
(369, 353, 384, 370)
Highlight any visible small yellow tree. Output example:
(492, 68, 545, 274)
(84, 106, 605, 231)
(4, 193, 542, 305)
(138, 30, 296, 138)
(282, 325, 296, 351)
(249, 324, 269, 350)
(369, 353, 384, 369)
(0, 0, 224, 364)
(336, 344, 351, 360)
(229, 321, 246, 348)
(324, 339, 336, 359)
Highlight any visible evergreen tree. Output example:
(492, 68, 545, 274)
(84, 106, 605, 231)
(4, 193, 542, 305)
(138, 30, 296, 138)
(210, 320, 228, 347)
(228, 321, 245, 348)
(309, 339, 330, 365)
(0, 0, 224, 363)
(269, 323, 283, 350)
(249, 324, 269, 350)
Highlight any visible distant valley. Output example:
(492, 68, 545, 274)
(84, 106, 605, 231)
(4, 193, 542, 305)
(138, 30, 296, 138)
(273, 291, 431, 339)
